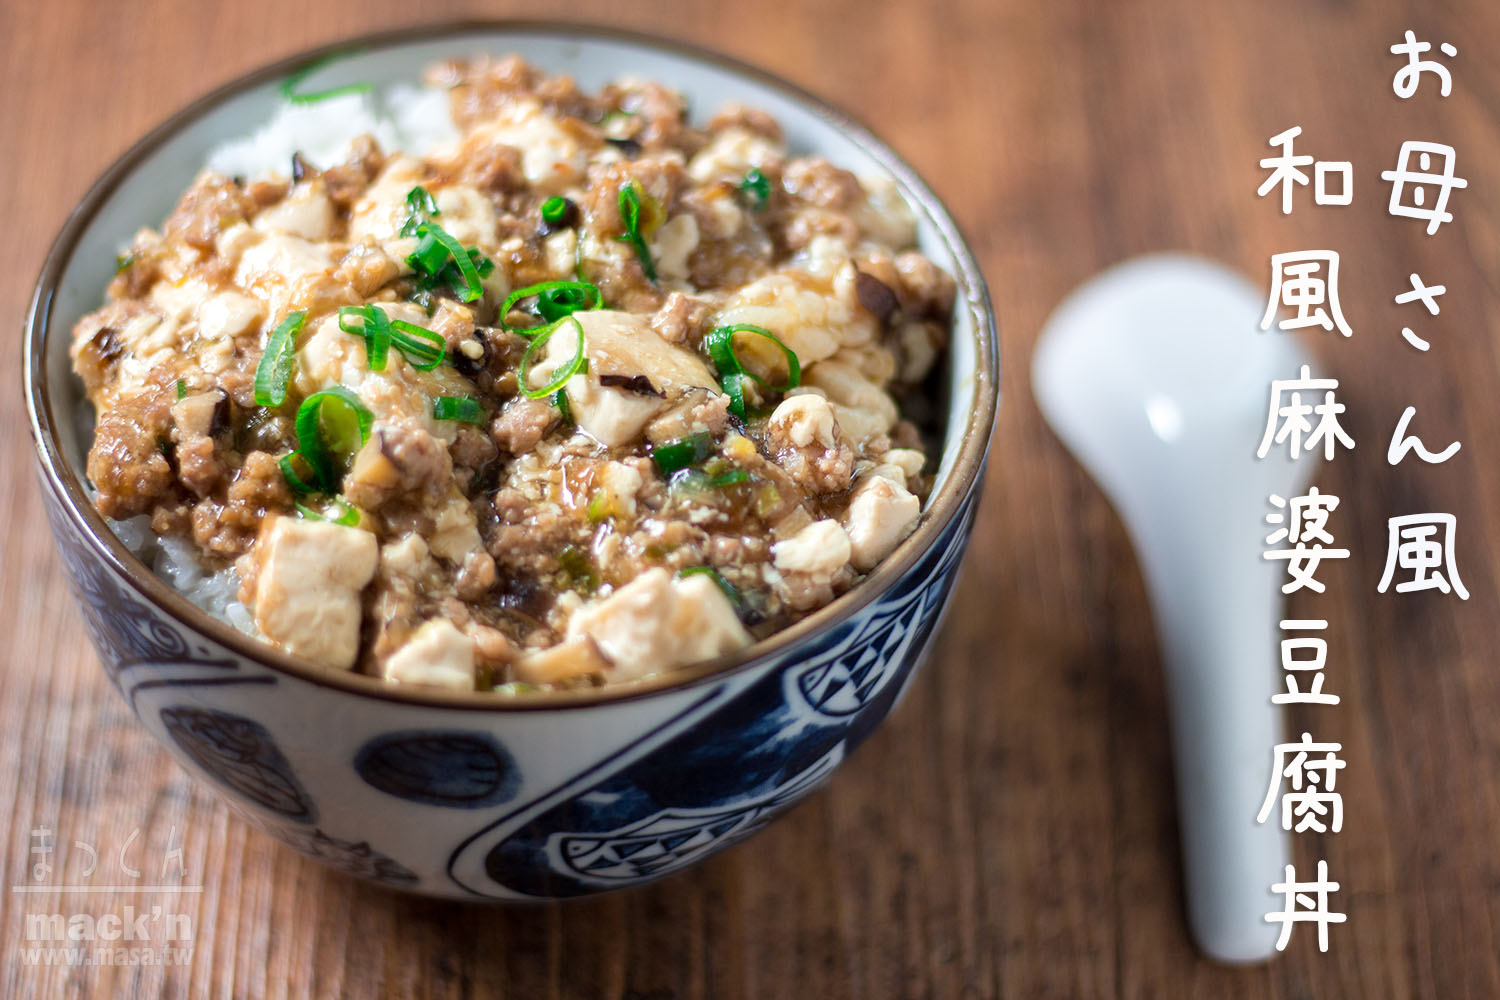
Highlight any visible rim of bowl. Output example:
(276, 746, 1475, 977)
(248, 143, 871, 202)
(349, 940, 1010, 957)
(24, 19, 999, 713)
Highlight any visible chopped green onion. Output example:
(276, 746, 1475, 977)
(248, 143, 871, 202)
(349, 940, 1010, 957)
(406, 221, 486, 303)
(296, 497, 361, 526)
(114, 251, 140, 274)
(254, 310, 308, 406)
(669, 467, 745, 493)
(279, 451, 318, 495)
(678, 566, 742, 608)
(388, 319, 445, 370)
(557, 544, 599, 593)
(498, 281, 602, 332)
(338, 306, 443, 371)
(338, 305, 391, 371)
(704, 323, 801, 419)
(433, 395, 485, 424)
(708, 468, 749, 488)
(651, 432, 714, 475)
(586, 492, 612, 523)
(615, 180, 657, 282)
(753, 481, 784, 518)
(406, 230, 450, 274)
(517, 316, 586, 400)
(399, 186, 440, 237)
(292, 386, 373, 493)
(175, 379, 188, 400)
(552, 388, 572, 422)
(540, 195, 577, 229)
(537, 286, 596, 322)
(737, 168, 770, 210)
(279, 53, 372, 104)
(720, 372, 748, 421)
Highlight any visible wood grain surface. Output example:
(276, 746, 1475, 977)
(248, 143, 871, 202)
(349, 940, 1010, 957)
(3, 0, 1498, 997)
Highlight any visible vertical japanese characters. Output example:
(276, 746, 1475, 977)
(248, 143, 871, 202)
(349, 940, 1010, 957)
(1251, 29, 1470, 955)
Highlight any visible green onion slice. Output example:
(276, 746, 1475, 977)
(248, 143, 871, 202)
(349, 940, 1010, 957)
(678, 565, 743, 608)
(338, 305, 444, 371)
(708, 468, 750, 488)
(540, 196, 573, 227)
(400, 186, 440, 237)
(498, 281, 603, 332)
(553, 388, 572, 422)
(433, 395, 485, 424)
(704, 323, 801, 418)
(737, 168, 771, 210)
(406, 222, 485, 303)
(279, 53, 372, 104)
(254, 310, 308, 406)
(407, 230, 451, 274)
(720, 373, 749, 421)
(338, 305, 390, 371)
(293, 386, 373, 492)
(651, 432, 714, 475)
(279, 452, 318, 495)
(517, 316, 586, 400)
(389, 320, 446, 370)
(175, 379, 188, 400)
(615, 180, 658, 281)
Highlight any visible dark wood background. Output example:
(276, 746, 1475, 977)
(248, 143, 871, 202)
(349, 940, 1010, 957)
(3, 0, 1497, 996)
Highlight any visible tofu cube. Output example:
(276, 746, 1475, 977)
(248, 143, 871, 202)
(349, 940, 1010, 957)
(251, 515, 378, 670)
(383, 619, 476, 691)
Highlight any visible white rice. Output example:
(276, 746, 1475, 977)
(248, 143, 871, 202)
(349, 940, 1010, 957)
(205, 82, 459, 182)
(104, 513, 256, 636)
(94, 83, 460, 637)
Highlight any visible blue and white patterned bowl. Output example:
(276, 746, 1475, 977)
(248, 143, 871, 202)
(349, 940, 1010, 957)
(24, 23, 998, 899)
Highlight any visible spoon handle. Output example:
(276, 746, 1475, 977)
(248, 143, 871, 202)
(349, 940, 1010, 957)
(1139, 533, 1288, 964)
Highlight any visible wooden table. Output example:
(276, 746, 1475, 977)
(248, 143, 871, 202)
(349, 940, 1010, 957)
(3, 0, 1497, 996)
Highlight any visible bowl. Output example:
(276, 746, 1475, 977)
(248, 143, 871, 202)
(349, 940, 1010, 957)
(24, 21, 998, 900)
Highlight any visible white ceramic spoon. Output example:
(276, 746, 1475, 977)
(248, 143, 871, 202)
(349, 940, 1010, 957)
(1032, 254, 1317, 964)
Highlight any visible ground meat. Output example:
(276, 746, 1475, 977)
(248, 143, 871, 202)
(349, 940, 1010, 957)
(70, 301, 151, 396)
(321, 135, 385, 209)
(162, 175, 256, 251)
(433, 55, 602, 131)
(679, 186, 776, 290)
(485, 489, 577, 581)
(455, 549, 498, 601)
(450, 425, 498, 484)
(87, 409, 175, 520)
(782, 158, 863, 210)
(620, 81, 693, 152)
(169, 389, 231, 497)
(490, 397, 559, 455)
(894, 250, 957, 319)
(229, 451, 293, 515)
(782, 209, 860, 252)
(173, 436, 220, 497)
(649, 291, 714, 346)
(583, 157, 686, 239)
(107, 234, 167, 301)
(443, 134, 526, 193)
(345, 421, 453, 511)
(705, 104, 783, 142)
